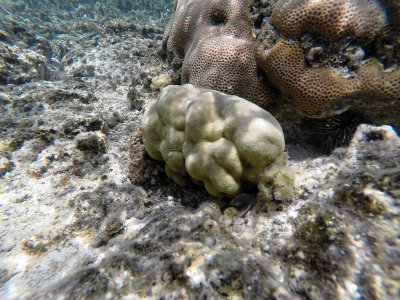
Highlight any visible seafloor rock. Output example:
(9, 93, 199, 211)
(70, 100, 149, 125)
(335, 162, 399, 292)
(0, 2, 171, 298)
(16, 123, 400, 300)
(279, 124, 400, 299)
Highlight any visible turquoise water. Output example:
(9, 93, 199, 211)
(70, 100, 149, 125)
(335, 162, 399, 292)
(2, 0, 173, 12)
(0, 0, 173, 23)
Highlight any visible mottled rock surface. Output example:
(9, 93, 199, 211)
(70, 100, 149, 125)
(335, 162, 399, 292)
(1, 1, 399, 300)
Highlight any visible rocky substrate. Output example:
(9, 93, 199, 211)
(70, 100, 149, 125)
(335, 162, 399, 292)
(1, 2, 399, 300)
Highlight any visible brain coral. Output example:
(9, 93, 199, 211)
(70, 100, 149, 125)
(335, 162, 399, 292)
(141, 84, 285, 198)
(162, 0, 272, 107)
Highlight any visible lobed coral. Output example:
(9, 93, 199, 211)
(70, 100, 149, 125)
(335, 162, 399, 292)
(270, 0, 387, 41)
(141, 84, 285, 197)
(162, 0, 400, 126)
(256, 39, 361, 116)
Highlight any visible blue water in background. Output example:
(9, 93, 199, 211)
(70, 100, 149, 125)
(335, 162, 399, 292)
(1, 0, 173, 11)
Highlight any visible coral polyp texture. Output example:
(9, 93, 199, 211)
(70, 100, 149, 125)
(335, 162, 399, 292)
(259, 0, 400, 118)
(141, 84, 285, 198)
(359, 59, 400, 99)
(128, 127, 165, 186)
(264, 0, 400, 119)
(270, 0, 387, 40)
(162, 0, 400, 128)
(256, 39, 400, 117)
(256, 39, 361, 116)
(161, 0, 273, 107)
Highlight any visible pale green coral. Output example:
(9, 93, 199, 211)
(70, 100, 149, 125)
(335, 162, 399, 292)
(141, 84, 286, 197)
(151, 74, 172, 91)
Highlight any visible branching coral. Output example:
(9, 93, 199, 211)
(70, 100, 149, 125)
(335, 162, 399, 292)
(255, 0, 400, 118)
(256, 38, 400, 117)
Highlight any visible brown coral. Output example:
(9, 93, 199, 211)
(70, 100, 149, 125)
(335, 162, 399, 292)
(256, 39, 400, 118)
(162, 0, 400, 125)
(256, 40, 361, 117)
(128, 127, 164, 186)
(162, 0, 273, 107)
(181, 36, 272, 107)
(359, 59, 400, 99)
(270, 0, 387, 41)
